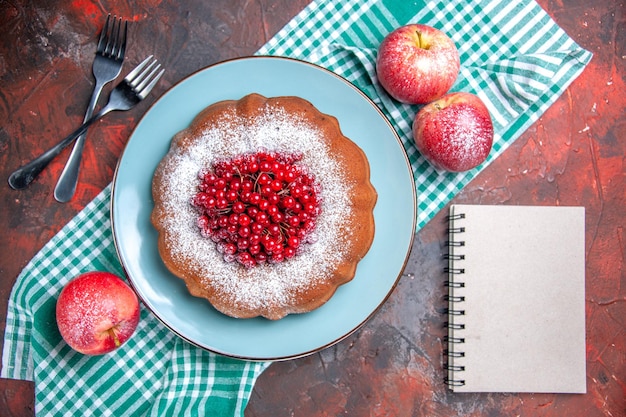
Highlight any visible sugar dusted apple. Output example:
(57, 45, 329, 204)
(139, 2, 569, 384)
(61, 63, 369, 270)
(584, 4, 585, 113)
(56, 271, 140, 355)
(376, 23, 460, 104)
(413, 91, 493, 172)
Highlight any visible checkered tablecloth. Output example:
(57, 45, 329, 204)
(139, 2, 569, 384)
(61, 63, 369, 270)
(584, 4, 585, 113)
(2, 1, 591, 416)
(258, 0, 592, 230)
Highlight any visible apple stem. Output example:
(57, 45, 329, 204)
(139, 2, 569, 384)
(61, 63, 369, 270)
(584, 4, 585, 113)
(108, 328, 121, 347)
(416, 30, 429, 50)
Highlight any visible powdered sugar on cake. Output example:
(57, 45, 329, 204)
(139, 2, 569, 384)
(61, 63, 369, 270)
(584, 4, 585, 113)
(156, 105, 354, 310)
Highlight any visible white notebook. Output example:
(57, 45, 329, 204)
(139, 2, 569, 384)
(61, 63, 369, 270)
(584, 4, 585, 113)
(444, 205, 586, 393)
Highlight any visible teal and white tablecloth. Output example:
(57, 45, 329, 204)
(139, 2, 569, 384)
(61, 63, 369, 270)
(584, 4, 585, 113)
(258, 0, 592, 230)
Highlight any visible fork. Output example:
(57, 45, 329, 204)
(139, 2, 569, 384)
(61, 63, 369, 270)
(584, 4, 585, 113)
(8, 56, 164, 190)
(54, 14, 128, 202)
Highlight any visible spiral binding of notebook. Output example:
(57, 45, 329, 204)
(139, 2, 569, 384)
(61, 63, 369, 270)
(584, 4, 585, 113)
(443, 211, 466, 388)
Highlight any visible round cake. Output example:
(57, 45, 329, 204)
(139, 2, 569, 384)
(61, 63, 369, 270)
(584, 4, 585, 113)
(151, 93, 377, 320)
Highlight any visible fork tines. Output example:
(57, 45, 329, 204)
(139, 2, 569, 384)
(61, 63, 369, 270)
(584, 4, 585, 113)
(98, 14, 128, 60)
(125, 55, 165, 99)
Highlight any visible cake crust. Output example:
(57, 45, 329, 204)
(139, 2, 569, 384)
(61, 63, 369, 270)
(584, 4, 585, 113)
(151, 93, 377, 320)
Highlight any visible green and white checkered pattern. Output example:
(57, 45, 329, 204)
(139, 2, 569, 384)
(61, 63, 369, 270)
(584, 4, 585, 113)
(258, 0, 592, 230)
(2, 185, 270, 416)
(2, 1, 590, 416)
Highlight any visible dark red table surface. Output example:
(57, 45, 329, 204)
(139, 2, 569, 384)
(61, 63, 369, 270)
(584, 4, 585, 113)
(1, 1, 624, 416)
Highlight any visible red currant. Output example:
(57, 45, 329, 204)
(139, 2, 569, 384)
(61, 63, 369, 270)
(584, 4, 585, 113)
(192, 151, 322, 267)
(288, 236, 300, 248)
(257, 172, 271, 185)
(238, 213, 251, 227)
(270, 179, 282, 191)
(232, 201, 246, 214)
(258, 200, 270, 211)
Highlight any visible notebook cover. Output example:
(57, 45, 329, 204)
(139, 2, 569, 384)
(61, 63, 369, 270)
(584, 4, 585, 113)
(445, 204, 586, 393)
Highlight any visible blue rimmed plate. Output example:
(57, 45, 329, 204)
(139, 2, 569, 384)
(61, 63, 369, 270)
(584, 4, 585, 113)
(111, 56, 416, 360)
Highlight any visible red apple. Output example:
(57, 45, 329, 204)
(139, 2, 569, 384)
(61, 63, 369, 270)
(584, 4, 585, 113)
(56, 271, 140, 355)
(413, 91, 493, 172)
(376, 24, 460, 104)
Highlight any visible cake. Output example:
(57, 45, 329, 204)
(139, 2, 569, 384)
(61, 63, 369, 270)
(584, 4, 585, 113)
(151, 93, 377, 320)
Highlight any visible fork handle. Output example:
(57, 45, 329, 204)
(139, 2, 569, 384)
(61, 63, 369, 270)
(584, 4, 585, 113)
(8, 106, 112, 190)
(54, 81, 105, 202)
